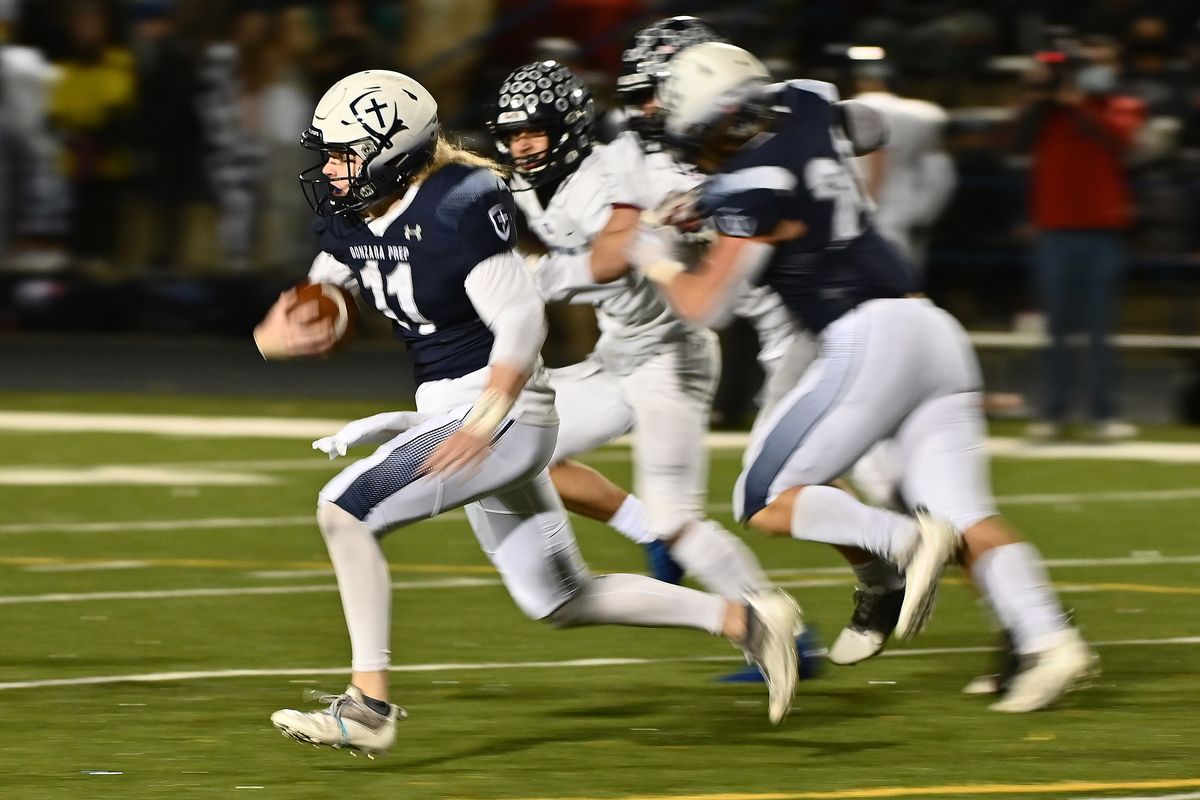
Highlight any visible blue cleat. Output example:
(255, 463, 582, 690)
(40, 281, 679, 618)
(642, 540, 685, 584)
(717, 626, 825, 683)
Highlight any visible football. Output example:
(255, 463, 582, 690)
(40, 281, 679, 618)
(292, 282, 359, 343)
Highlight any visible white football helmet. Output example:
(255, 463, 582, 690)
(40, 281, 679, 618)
(300, 70, 439, 216)
(656, 42, 771, 168)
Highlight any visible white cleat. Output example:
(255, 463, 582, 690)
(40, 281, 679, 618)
(743, 589, 804, 724)
(271, 685, 406, 756)
(895, 511, 958, 641)
(961, 673, 1005, 695)
(990, 629, 1099, 713)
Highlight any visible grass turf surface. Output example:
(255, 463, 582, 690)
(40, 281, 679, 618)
(0, 392, 1198, 800)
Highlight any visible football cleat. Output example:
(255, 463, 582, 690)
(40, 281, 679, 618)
(827, 585, 905, 665)
(895, 511, 958, 641)
(271, 685, 406, 756)
(642, 540, 685, 584)
(742, 589, 804, 724)
(961, 629, 1021, 695)
(717, 626, 825, 683)
(989, 628, 1100, 713)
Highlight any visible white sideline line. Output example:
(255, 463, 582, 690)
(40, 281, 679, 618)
(0, 635, 1196, 693)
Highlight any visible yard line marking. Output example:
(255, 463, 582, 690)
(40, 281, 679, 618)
(0, 576, 501, 605)
(509, 778, 1200, 800)
(0, 512, 466, 535)
(0, 465, 277, 486)
(25, 560, 149, 573)
(0, 568, 1195, 602)
(3, 483, 1200, 538)
(1, 555, 495, 574)
(5, 554, 1200, 594)
(0, 516, 317, 535)
(0, 411, 345, 439)
(5, 410, 1200, 461)
(0, 635, 1195, 692)
(1075, 792, 1200, 800)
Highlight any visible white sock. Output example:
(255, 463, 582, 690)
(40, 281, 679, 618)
(971, 542, 1070, 654)
(607, 494, 654, 545)
(668, 520, 771, 599)
(791, 485, 917, 564)
(318, 501, 392, 672)
(851, 557, 905, 590)
(550, 573, 726, 635)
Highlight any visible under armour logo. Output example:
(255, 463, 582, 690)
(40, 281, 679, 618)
(404, 224, 422, 241)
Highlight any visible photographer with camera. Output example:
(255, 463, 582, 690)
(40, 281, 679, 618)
(1015, 36, 1146, 442)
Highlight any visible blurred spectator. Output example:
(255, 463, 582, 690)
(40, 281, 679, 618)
(126, 0, 210, 272)
(256, 4, 317, 271)
(308, 0, 389, 99)
(1114, 17, 1194, 255)
(851, 60, 957, 281)
(197, 3, 314, 272)
(0, 3, 71, 271)
(1014, 40, 1145, 441)
(47, 0, 137, 271)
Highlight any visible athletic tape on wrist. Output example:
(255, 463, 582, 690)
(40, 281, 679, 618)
(461, 388, 514, 437)
(643, 260, 685, 286)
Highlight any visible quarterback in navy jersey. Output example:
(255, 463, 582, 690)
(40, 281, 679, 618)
(311, 163, 518, 385)
(638, 43, 1095, 712)
(253, 69, 805, 756)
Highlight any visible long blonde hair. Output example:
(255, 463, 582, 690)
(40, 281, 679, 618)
(367, 136, 508, 218)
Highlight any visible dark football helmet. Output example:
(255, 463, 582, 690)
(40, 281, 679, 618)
(487, 60, 594, 189)
(616, 16, 724, 147)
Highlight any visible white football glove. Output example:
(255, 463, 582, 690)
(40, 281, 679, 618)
(312, 411, 424, 460)
(628, 222, 685, 285)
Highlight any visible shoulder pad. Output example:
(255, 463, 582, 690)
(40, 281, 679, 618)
(435, 167, 509, 227)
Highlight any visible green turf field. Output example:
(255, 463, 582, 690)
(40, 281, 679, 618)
(1, 392, 1198, 800)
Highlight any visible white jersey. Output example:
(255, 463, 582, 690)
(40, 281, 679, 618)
(853, 91, 956, 258)
(513, 145, 689, 376)
(603, 130, 699, 211)
(604, 131, 805, 372)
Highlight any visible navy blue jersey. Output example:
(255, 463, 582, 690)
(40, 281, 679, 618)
(699, 81, 914, 333)
(316, 164, 517, 384)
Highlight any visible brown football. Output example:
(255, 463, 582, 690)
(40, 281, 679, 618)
(292, 282, 359, 343)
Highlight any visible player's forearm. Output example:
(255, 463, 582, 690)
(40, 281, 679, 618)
(590, 206, 639, 283)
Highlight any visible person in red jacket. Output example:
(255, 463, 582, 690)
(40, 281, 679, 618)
(1015, 39, 1145, 441)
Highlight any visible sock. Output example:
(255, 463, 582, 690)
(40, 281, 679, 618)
(971, 542, 1070, 655)
(791, 485, 917, 564)
(550, 573, 726, 635)
(361, 694, 392, 716)
(318, 501, 393, 672)
(852, 557, 905, 590)
(607, 494, 655, 544)
(668, 520, 771, 599)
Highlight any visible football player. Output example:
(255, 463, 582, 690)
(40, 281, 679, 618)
(609, 15, 816, 427)
(637, 42, 1097, 712)
(253, 69, 805, 754)
(488, 59, 781, 613)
